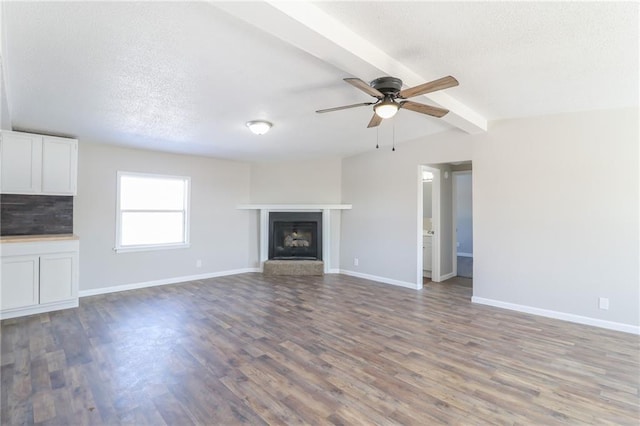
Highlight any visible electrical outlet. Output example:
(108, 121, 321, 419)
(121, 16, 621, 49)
(354, 258, 359, 266)
(599, 297, 609, 310)
(196, 259, 202, 268)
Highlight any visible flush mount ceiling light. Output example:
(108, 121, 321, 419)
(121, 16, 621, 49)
(374, 97, 399, 119)
(246, 120, 272, 135)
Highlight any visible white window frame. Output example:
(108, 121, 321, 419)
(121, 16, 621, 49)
(115, 171, 191, 253)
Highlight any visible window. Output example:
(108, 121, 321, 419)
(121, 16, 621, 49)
(115, 172, 190, 253)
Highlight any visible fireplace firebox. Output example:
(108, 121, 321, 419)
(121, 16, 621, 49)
(268, 212, 322, 260)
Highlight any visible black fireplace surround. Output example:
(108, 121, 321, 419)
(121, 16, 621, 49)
(268, 212, 322, 260)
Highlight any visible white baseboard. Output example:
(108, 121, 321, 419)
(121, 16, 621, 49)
(79, 268, 261, 298)
(457, 252, 473, 258)
(339, 269, 419, 289)
(472, 296, 640, 335)
(438, 272, 456, 281)
(0, 299, 79, 320)
(328, 268, 340, 274)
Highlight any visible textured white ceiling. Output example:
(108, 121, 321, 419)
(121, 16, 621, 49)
(315, 1, 639, 120)
(2, 2, 638, 161)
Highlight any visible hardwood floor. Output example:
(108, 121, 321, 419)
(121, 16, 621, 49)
(2, 273, 638, 425)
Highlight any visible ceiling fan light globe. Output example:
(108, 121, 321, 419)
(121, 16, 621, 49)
(374, 102, 399, 119)
(246, 120, 272, 135)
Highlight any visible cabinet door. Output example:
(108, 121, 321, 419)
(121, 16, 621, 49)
(423, 237, 433, 270)
(41, 136, 78, 195)
(0, 132, 42, 193)
(40, 252, 77, 304)
(1, 255, 39, 310)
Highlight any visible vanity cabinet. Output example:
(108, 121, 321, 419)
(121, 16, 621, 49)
(0, 239, 79, 319)
(0, 130, 78, 195)
(423, 234, 433, 277)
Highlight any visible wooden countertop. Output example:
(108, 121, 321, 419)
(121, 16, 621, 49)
(0, 234, 79, 243)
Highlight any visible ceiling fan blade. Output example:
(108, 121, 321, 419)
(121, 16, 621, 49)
(344, 78, 384, 98)
(367, 113, 383, 128)
(316, 102, 375, 114)
(400, 101, 449, 118)
(398, 76, 459, 99)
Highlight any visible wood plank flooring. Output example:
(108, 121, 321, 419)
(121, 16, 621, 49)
(2, 273, 639, 425)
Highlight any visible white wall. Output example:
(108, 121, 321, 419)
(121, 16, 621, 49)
(455, 172, 473, 255)
(473, 108, 638, 327)
(249, 157, 342, 204)
(247, 157, 343, 270)
(1, 62, 10, 130)
(0, 5, 9, 130)
(75, 142, 252, 292)
(340, 108, 639, 328)
(340, 132, 473, 286)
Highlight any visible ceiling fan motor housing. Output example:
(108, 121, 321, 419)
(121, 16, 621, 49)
(370, 76, 403, 96)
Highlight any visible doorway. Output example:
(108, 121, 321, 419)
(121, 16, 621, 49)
(418, 162, 473, 288)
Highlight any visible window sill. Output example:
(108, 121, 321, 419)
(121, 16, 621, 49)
(114, 243, 190, 254)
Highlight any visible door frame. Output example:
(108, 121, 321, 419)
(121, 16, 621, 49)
(417, 165, 441, 287)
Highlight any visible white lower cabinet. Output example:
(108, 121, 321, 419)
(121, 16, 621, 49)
(1, 255, 39, 310)
(0, 239, 79, 319)
(40, 253, 76, 304)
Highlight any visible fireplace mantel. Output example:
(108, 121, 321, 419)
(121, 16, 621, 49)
(237, 204, 352, 273)
(237, 204, 352, 210)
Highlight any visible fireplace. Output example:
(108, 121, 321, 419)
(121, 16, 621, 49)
(268, 212, 322, 260)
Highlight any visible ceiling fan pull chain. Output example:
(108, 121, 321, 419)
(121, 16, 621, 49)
(392, 120, 396, 152)
(376, 126, 379, 149)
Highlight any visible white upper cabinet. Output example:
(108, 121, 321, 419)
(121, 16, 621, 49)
(0, 132, 42, 193)
(0, 131, 78, 195)
(41, 136, 78, 194)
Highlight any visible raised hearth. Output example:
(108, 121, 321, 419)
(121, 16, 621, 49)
(263, 260, 324, 276)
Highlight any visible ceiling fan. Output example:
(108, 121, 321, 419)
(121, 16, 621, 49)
(316, 75, 458, 128)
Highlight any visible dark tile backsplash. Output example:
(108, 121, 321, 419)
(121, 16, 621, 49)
(1, 194, 73, 236)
